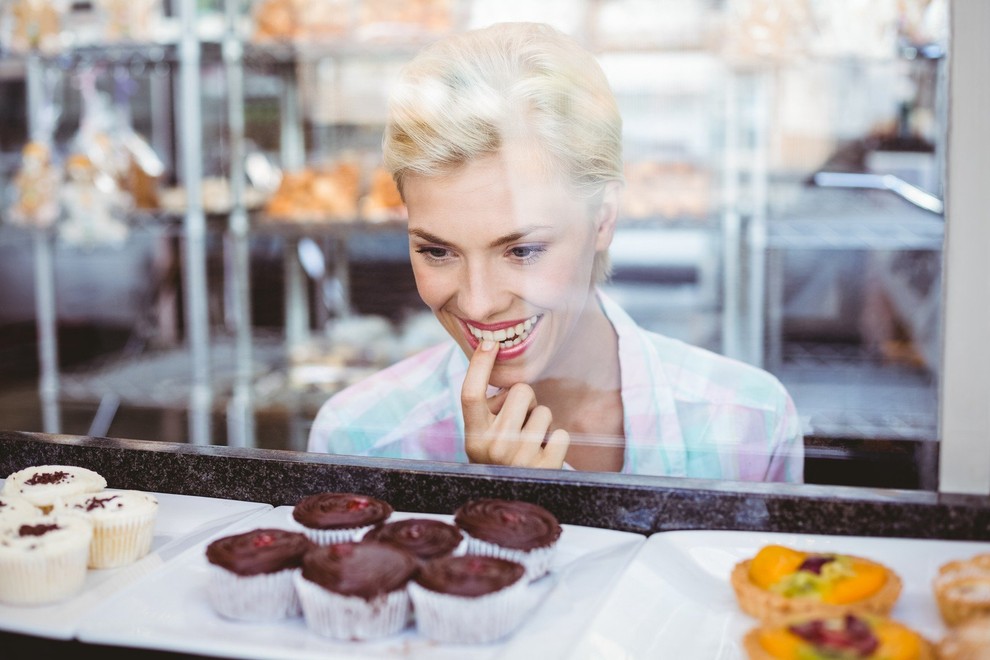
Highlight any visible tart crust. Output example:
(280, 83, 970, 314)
(731, 555, 902, 625)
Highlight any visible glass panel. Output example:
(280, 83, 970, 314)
(0, 0, 951, 493)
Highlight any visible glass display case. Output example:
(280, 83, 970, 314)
(0, 0, 968, 493)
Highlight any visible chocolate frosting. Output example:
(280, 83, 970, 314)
(415, 555, 525, 597)
(206, 528, 313, 576)
(300, 541, 417, 601)
(363, 518, 462, 561)
(292, 493, 393, 530)
(454, 499, 562, 551)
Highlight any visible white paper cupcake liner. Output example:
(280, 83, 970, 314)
(298, 524, 374, 546)
(460, 535, 556, 581)
(409, 577, 532, 644)
(206, 565, 301, 621)
(88, 513, 156, 569)
(0, 540, 90, 605)
(293, 572, 410, 641)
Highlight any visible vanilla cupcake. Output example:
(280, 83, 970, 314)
(294, 541, 417, 640)
(56, 490, 158, 569)
(4, 465, 106, 512)
(410, 554, 531, 644)
(731, 545, 902, 624)
(205, 528, 314, 621)
(934, 553, 990, 627)
(454, 499, 561, 580)
(0, 493, 42, 524)
(743, 612, 933, 659)
(291, 493, 393, 545)
(0, 514, 94, 605)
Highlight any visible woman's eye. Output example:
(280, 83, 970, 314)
(416, 246, 450, 260)
(509, 245, 546, 261)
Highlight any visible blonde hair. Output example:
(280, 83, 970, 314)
(383, 22, 623, 282)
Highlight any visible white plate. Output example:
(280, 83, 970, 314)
(78, 507, 645, 659)
(0, 485, 272, 639)
(570, 530, 990, 659)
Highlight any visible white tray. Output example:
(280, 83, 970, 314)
(77, 507, 646, 659)
(0, 484, 272, 640)
(569, 529, 990, 659)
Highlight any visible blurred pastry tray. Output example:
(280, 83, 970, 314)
(566, 530, 990, 659)
(76, 508, 646, 660)
(0, 481, 272, 640)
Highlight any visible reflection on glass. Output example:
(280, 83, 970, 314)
(305, 23, 803, 482)
(0, 0, 949, 492)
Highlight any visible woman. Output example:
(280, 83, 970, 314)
(307, 22, 803, 482)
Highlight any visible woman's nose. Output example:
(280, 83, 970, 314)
(458, 262, 506, 321)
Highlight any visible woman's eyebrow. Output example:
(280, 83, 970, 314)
(408, 225, 553, 249)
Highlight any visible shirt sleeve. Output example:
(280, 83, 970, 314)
(764, 390, 805, 483)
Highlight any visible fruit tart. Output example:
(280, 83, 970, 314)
(732, 545, 902, 623)
(743, 612, 933, 660)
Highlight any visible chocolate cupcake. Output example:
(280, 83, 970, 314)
(454, 499, 562, 580)
(409, 555, 531, 644)
(362, 518, 463, 562)
(291, 492, 393, 545)
(293, 541, 417, 640)
(205, 528, 313, 621)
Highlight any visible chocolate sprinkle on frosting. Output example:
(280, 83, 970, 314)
(416, 555, 525, 597)
(301, 541, 417, 601)
(24, 470, 70, 486)
(81, 495, 121, 512)
(19, 523, 60, 537)
(292, 493, 392, 530)
(454, 499, 561, 551)
(363, 518, 462, 561)
(206, 528, 313, 576)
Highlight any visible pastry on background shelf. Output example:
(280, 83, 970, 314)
(934, 553, 990, 627)
(360, 166, 406, 222)
(264, 162, 360, 222)
(7, 141, 62, 230)
(743, 612, 933, 659)
(731, 544, 902, 624)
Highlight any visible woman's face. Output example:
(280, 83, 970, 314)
(404, 148, 616, 389)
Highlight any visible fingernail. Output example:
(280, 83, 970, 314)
(481, 340, 495, 351)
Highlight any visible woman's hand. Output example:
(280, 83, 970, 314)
(461, 340, 570, 468)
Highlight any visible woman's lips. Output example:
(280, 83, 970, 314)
(461, 314, 542, 359)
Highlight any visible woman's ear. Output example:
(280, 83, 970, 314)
(593, 181, 622, 252)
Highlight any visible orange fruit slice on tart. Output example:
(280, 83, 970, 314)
(732, 545, 902, 624)
(743, 612, 933, 660)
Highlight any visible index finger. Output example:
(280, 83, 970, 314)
(461, 339, 499, 427)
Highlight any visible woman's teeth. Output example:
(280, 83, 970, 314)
(468, 315, 540, 349)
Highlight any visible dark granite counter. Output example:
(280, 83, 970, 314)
(2, 430, 989, 658)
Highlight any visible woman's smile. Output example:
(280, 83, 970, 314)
(460, 314, 544, 357)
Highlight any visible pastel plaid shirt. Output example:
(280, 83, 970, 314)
(307, 292, 804, 482)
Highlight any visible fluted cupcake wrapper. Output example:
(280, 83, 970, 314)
(409, 578, 532, 644)
(206, 565, 301, 621)
(0, 540, 90, 605)
(87, 513, 157, 569)
(460, 535, 556, 581)
(298, 524, 374, 546)
(293, 573, 410, 641)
